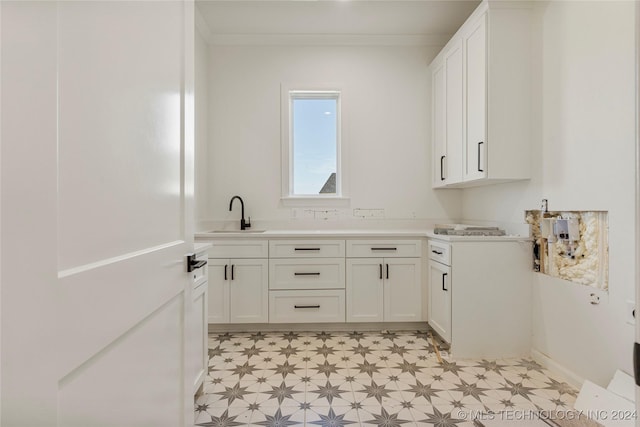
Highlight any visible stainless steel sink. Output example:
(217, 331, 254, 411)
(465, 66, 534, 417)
(207, 229, 266, 233)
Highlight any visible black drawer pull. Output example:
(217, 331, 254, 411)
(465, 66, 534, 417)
(440, 155, 445, 181)
(379, 264, 383, 279)
(231, 264, 234, 281)
(386, 264, 389, 279)
(224, 264, 228, 280)
(431, 250, 443, 255)
(478, 141, 484, 172)
(442, 272, 448, 291)
(294, 272, 321, 276)
(294, 305, 320, 309)
(295, 248, 321, 251)
(371, 247, 397, 251)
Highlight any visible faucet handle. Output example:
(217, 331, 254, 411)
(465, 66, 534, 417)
(245, 217, 251, 229)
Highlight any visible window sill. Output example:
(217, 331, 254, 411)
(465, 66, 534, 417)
(280, 196, 351, 208)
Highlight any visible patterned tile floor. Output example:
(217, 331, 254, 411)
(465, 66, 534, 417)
(195, 330, 578, 426)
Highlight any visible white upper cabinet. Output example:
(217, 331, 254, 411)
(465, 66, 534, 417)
(430, 1, 533, 188)
(431, 40, 463, 187)
(444, 40, 464, 184)
(431, 61, 447, 188)
(463, 14, 487, 182)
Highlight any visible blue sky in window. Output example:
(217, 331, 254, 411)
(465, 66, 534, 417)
(292, 97, 337, 195)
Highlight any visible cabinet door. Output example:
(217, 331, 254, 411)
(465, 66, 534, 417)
(346, 259, 384, 322)
(445, 40, 464, 184)
(208, 259, 230, 324)
(384, 258, 421, 322)
(431, 61, 447, 188)
(229, 258, 269, 323)
(428, 260, 451, 343)
(464, 13, 488, 182)
(191, 282, 207, 393)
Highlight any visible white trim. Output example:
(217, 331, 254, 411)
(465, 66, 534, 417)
(208, 33, 451, 47)
(280, 196, 351, 208)
(531, 349, 585, 390)
(209, 321, 428, 334)
(194, 5, 213, 43)
(635, 3, 640, 413)
(57, 240, 184, 278)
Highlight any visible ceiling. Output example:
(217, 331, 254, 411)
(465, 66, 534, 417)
(196, 0, 480, 44)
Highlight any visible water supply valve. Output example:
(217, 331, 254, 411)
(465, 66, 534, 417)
(553, 218, 580, 242)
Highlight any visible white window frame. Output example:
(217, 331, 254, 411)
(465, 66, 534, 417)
(280, 84, 350, 207)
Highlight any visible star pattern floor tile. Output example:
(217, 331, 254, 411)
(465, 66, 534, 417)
(195, 330, 578, 426)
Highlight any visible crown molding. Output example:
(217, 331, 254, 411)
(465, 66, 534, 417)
(195, 5, 213, 42)
(206, 33, 451, 47)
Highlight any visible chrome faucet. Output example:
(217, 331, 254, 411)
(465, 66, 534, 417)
(229, 195, 251, 230)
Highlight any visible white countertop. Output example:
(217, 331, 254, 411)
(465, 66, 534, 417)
(194, 229, 530, 241)
(425, 231, 531, 242)
(194, 242, 213, 253)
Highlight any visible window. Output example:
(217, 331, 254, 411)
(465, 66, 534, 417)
(281, 88, 348, 205)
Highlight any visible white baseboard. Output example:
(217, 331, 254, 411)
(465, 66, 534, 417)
(531, 348, 585, 389)
(209, 321, 428, 334)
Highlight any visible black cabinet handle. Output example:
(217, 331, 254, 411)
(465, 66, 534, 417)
(294, 305, 320, 309)
(440, 155, 445, 181)
(371, 248, 397, 251)
(294, 272, 321, 276)
(478, 141, 484, 172)
(295, 248, 320, 251)
(442, 272, 448, 291)
(386, 264, 389, 279)
(431, 250, 443, 255)
(379, 264, 383, 280)
(224, 264, 228, 280)
(231, 264, 234, 281)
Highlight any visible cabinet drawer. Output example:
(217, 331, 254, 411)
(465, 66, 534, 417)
(207, 240, 268, 259)
(269, 240, 345, 258)
(269, 258, 345, 290)
(346, 240, 422, 258)
(428, 240, 451, 265)
(268, 290, 345, 323)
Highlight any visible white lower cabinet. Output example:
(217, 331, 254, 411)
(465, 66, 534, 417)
(428, 259, 451, 342)
(208, 257, 268, 324)
(191, 281, 207, 392)
(269, 290, 345, 323)
(428, 238, 531, 359)
(269, 258, 345, 290)
(346, 259, 384, 322)
(384, 258, 422, 322)
(190, 246, 209, 395)
(346, 258, 421, 322)
(202, 237, 426, 326)
(346, 239, 422, 323)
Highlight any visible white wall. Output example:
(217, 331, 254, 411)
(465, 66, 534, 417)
(200, 43, 462, 227)
(462, 1, 636, 386)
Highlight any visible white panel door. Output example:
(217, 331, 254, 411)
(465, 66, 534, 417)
(464, 13, 488, 181)
(428, 260, 452, 343)
(346, 259, 384, 322)
(383, 258, 422, 322)
(1, 1, 195, 426)
(229, 258, 269, 323)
